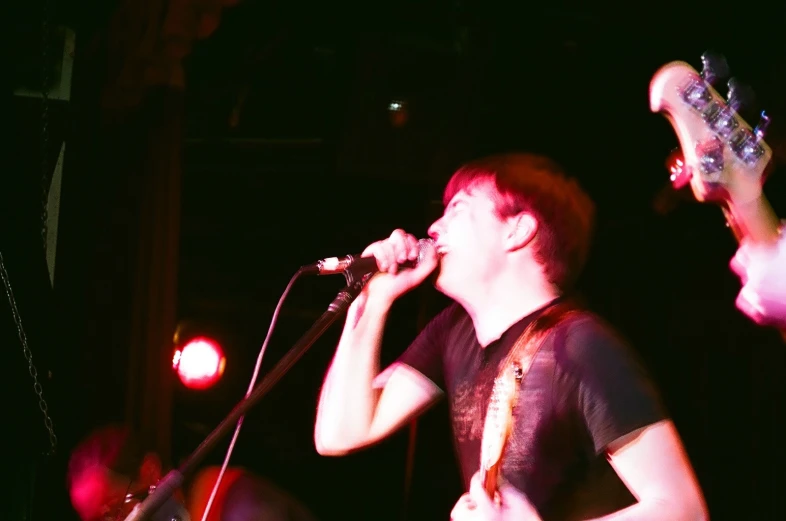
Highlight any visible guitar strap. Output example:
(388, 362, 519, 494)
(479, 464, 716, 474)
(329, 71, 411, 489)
(481, 301, 580, 472)
(503, 302, 579, 380)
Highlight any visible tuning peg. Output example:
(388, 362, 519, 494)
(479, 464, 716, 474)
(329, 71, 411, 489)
(700, 51, 729, 85)
(753, 111, 771, 140)
(730, 110, 769, 165)
(726, 77, 755, 112)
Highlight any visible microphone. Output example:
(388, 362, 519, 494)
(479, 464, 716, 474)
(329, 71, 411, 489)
(302, 238, 434, 276)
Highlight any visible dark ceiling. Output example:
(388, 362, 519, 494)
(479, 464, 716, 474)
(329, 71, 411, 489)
(175, 1, 786, 188)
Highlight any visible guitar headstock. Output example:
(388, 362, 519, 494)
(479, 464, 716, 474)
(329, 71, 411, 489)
(649, 53, 773, 209)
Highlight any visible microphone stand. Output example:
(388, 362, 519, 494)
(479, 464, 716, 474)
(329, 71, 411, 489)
(123, 268, 372, 521)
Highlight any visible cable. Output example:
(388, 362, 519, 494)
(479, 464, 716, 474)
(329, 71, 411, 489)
(199, 267, 306, 521)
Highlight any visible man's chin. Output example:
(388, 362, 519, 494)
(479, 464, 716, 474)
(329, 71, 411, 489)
(434, 273, 456, 299)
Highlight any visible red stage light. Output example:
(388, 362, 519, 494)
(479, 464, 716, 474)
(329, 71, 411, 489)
(665, 148, 691, 189)
(172, 336, 226, 390)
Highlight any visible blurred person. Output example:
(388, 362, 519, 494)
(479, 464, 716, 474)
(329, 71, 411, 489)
(67, 424, 317, 521)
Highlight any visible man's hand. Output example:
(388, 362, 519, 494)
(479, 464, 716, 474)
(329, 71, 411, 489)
(356, 229, 438, 307)
(730, 233, 786, 328)
(450, 472, 542, 521)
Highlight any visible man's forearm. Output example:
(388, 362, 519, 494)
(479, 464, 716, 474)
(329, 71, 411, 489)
(314, 294, 392, 454)
(586, 499, 708, 521)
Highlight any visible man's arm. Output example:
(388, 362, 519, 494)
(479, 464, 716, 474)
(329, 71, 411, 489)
(314, 294, 441, 456)
(586, 420, 708, 521)
(565, 317, 708, 521)
(313, 229, 442, 456)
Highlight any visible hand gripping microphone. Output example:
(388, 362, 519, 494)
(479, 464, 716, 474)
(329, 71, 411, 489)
(301, 238, 435, 276)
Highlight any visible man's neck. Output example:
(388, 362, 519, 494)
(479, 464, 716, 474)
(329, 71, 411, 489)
(460, 276, 560, 347)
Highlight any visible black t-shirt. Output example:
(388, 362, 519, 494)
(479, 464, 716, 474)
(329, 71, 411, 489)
(395, 299, 667, 521)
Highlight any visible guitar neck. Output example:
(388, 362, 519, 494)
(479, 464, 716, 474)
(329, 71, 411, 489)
(723, 194, 781, 245)
(480, 464, 500, 500)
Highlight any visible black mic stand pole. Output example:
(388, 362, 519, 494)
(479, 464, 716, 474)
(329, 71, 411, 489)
(123, 268, 372, 521)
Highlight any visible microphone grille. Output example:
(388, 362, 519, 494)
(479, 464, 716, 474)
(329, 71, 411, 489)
(416, 238, 435, 265)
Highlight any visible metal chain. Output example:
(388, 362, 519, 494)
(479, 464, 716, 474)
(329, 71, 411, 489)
(0, 252, 58, 454)
(40, 0, 52, 252)
(0, 1, 61, 458)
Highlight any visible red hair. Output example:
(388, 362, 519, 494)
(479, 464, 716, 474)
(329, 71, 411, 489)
(443, 153, 595, 291)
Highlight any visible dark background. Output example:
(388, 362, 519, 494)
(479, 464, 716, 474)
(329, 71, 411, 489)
(3, 1, 786, 520)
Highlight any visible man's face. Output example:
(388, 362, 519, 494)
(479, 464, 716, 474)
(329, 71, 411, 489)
(427, 181, 509, 299)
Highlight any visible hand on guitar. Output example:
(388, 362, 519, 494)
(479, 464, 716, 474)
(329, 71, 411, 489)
(450, 472, 542, 521)
(730, 231, 786, 328)
(649, 53, 785, 332)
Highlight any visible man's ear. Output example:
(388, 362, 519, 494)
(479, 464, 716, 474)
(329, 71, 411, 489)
(505, 213, 538, 252)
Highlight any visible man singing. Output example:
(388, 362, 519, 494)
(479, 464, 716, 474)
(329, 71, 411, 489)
(313, 153, 708, 520)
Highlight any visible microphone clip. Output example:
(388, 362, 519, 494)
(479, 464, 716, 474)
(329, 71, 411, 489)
(338, 258, 376, 288)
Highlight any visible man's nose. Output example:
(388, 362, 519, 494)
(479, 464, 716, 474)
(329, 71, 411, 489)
(427, 219, 442, 241)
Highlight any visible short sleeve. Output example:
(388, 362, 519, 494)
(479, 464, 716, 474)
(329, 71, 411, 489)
(555, 315, 668, 455)
(388, 304, 457, 391)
